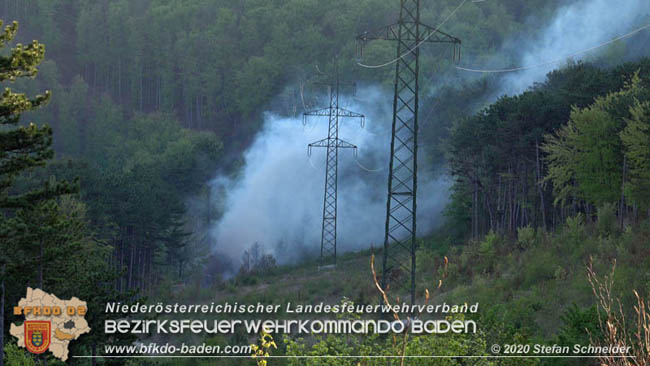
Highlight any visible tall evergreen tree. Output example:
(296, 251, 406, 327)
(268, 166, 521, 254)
(0, 21, 74, 366)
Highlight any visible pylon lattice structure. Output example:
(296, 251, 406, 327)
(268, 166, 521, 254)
(357, 0, 461, 303)
(303, 65, 365, 267)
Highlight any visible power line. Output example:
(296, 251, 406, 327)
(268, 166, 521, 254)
(357, 0, 468, 69)
(354, 156, 383, 172)
(456, 22, 650, 73)
(308, 155, 319, 170)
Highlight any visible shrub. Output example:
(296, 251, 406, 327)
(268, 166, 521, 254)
(553, 265, 568, 280)
(517, 225, 536, 250)
(522, 249, 557, 287)
(4, 343, 35, 366)
(596, 202, 618, 237)
(477, 231, 499, 274)
(553, 304, 600, 366)
(563, 213, 586, 248)
(479, 231, 499, 259)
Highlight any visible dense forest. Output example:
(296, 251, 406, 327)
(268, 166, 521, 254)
(1, 0, 650, 365)
(0, 0, 587, 297)
(446, 61, 650, 239)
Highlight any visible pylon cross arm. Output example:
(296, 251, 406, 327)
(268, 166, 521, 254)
(308, 138, 358, 150)
(337, 108, 365, 120)
(308, 138, 330, 149)
(334, 138, 357, 149)
(305, 107, 364, 119)
(356, 21, 460, 44)
(304, 107, 332, 117)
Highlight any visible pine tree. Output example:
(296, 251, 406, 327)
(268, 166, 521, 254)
(0, 21, 75, 366)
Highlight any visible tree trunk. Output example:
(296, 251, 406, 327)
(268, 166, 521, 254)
(196, 95, 201, 129)
(619, 155, 626, 230)
(140, 243, 145, 291)
(118, 58, 122, 103)
(1, 265, 5, 366)
(508, 170, 512, 233)
(147, 247, 153, 293)
(128, 242, 134, 290)
(572, 189, 577, 218)
(472, 179, 478, 239)
(140, 74, 144, 112)
(39, 239, 43, 289)
(118, 239, 123, 292)
(522, 163, 528, 228)
(486, 193, 495, 232)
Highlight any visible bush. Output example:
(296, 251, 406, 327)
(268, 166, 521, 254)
(522, 249, 557, 287)
(4, 343, 35, 366)
(517, 225, 536, 250)
(479, 231, 499, 259)
(551, 304, 600, 366)
(563, 213, 586, 249)
(596, 202, 618, 237)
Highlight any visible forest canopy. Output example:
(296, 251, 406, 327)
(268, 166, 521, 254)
(0, 0, 649, 364)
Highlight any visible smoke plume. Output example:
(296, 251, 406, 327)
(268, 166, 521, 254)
(207, 0, 650, 267)
(209, 87, 450, 264)
(496, 0, 650, 95)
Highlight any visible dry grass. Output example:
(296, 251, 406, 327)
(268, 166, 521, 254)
(370, 254, 448, 366)
(587, 258, 650, 365)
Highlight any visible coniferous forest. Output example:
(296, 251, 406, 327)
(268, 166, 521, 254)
(1, 0, 650, 365)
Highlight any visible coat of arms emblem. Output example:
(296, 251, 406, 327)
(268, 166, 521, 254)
(24, 321, 51, 354)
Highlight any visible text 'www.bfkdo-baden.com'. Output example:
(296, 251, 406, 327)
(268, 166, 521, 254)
(103, 343, 252, 356)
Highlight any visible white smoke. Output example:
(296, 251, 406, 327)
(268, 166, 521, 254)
(209, 86, 450, 264)
(207, 0, 650, 266)
(496, 0, 650, 95)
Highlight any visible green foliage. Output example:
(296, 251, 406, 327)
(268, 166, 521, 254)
(517, 225, 536, 250)
(3, 2, 650, 363)
(2, 0, 580, 153)
(596, 202, 618, 237)
(283, 314, 497, 366)
(563, 214, 586, 248)
(441, 183, 472, 242)
(0, 21, 75, 347)
(0, 23, 141, 362)
(550, 305, 600, 366)
(404, 318, 497, 366)
(479, 231, 499, 261)
(168, 197, 650, 364)
(0, 21, 45, 82)
(522, 249, 557, 286)
(620, 100, 650, 209)
(543, 73, 649, 207)
(447, 60, 650, 241)
(3, 343, 34, 366)
(0, 20, 74, 211)
(49, 95, 223, 286)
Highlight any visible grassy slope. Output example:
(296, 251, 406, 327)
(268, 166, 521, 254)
(170, 209, 650, 346)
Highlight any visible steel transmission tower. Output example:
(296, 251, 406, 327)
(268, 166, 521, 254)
(357, 0, 461, 303)
(303, 63, 365, 267)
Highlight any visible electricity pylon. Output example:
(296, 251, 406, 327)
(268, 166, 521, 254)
(303, 62, 365, 268)
(357, 0, 461, 303)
